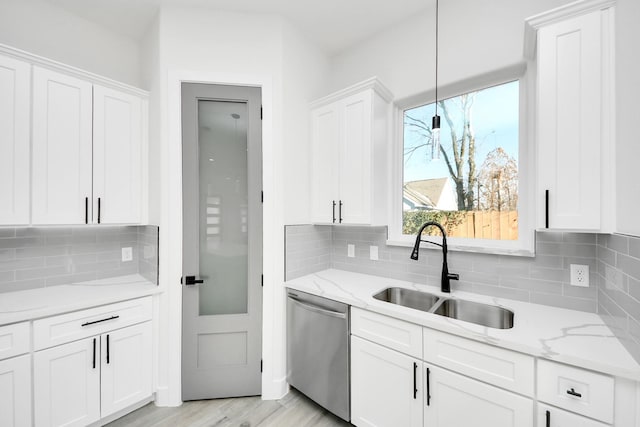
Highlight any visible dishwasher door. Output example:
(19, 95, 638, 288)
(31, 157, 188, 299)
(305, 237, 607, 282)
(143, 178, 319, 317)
(286, 289, 350, 421)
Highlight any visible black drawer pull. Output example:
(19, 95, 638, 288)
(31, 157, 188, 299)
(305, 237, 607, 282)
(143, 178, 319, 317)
(567, 388, 582, 398)
(426, 367, 431, 406)
(81, 315, 120, 327)
(413, 362, 417, 399)
(545, 189, 549, 228)
(332, 200, 336, 223)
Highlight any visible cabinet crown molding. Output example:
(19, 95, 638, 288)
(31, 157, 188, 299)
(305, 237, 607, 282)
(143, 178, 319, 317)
(0, 43, 148, 98)
(310, 77, 393, 109)
(523, 0, 616, 59)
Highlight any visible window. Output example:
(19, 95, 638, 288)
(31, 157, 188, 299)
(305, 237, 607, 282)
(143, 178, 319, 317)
(390, 79, 533, 255)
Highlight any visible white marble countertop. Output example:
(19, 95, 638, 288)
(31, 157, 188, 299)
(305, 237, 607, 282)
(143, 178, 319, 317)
(0, 274, 161, 326)
(286, 269, 640, 381)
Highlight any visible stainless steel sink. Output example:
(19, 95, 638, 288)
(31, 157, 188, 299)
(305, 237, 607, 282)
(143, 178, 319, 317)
(372, 287, 440, 313)
(432, 298, 514, 329)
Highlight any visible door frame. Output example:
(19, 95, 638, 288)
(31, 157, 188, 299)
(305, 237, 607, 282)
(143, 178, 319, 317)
(156, 69, 285, 406)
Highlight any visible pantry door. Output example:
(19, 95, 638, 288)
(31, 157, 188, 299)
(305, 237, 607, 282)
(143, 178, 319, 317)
(181, 83, 262, 400)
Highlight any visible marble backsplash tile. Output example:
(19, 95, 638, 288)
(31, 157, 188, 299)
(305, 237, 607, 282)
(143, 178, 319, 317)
(0, 225, 159, 293)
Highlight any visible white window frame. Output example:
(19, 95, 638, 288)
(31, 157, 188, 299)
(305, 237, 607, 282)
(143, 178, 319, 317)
(386, 63, 535, 256)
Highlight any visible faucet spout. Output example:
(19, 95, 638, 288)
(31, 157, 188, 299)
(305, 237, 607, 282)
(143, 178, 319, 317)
(410, 221, 459, 293)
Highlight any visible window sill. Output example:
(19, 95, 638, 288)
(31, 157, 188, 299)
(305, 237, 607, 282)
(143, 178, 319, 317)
(386, 236, 535, 257)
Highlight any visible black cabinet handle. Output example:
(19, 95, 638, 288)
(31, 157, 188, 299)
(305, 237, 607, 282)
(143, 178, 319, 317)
(92, 338, 96, 369)
(545, 189, 549, 228)
(339, 200, 343, 223)
(567, 388, 582, 398)
(98, 197, 101, 224)
(332, 200, 336, 223)
(85, 197, 89, 224)
(81, 315, 120, 327)
(106, 334, 110, 364)
(413, 362, 417, 399)
(546, 410, 551, 427)
(426, 367, 431, 406)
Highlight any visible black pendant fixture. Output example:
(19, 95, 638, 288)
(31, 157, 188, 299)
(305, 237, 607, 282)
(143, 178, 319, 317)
(432, 0, 441, 160)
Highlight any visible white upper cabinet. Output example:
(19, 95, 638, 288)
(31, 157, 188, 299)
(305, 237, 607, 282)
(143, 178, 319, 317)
(93, 85, 143, 224)
(0, 55, 30, 225)
(529, 2, 615, 231)
(32, 66, 93, 225)
(30, 66, 147, 225)
(310, 78, 392, 225)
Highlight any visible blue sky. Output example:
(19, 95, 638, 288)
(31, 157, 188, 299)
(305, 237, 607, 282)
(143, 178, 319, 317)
(403, 80, 519, 184)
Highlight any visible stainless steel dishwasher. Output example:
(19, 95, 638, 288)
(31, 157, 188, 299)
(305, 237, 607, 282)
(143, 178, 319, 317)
(286, 289, 350, 421)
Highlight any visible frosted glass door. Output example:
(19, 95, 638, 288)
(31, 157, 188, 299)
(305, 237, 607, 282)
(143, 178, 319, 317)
(181, 83, 262, 400)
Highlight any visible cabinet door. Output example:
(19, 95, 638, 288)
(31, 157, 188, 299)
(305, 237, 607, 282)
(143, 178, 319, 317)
(34, 338, 100, 427)
(32, 66, 93, 225)
(537, 11, 603, 230)
(536, 404, 609, 427)
(100, 322, 152, 417)
(310, 103, 340, 223)
(0, 55, 30, 225)
(0, 355, 31, 427)
(351, 336, 422, 427)
(93, 85, 142, 224)
(339, 90, 372, 224)
(424, 365, 533, 427)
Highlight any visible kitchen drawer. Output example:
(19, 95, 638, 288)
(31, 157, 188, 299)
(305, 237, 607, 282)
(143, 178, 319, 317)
(351, 307, 422, 358)
(537, 359, 613, 424)
(0, 322, 30, 361)
(537, 403, 609, 427)
(423, 327, 534, 396)
(34, 297, 152, 350)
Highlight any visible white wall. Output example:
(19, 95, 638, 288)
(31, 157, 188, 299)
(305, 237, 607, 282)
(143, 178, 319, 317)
(282, 21, 331, 224)
(615, 0, 640, 237)
(328, 0, 573, 101)
(0, 0, 142, 87)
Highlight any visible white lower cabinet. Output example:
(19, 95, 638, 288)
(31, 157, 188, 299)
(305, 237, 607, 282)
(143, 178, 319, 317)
(424, 364, 533, 427)
(0, 354, 31, 427)
(351, 336, 423, 427)
(100, 323, 152, 417)
(537, 404, 609, 427)
(34, 338, 101, 427)
(34, 321, 152, 427)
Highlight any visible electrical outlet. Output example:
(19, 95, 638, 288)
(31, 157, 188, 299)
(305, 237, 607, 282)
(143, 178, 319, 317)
(370, 245, 379, 261)
(570, 264, 589, 287)
(121, 247, 133, 262)
(347, 244, 355, 258)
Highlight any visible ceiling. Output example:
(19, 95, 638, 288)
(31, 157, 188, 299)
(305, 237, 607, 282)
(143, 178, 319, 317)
(42, 0, 434, 54)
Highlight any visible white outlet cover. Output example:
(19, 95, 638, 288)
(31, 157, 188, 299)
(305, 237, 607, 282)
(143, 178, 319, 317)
(121, 247, 133, 262)
(370, 245, 379, 261)
(570, 264, 589, 287)
(347, 244, 355, 258)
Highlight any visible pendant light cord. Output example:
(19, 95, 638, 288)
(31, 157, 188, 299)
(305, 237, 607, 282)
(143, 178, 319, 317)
(435, 0, 439, 116)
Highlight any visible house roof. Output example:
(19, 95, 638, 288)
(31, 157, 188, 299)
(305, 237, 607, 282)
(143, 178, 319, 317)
(403, 178, 450, 209)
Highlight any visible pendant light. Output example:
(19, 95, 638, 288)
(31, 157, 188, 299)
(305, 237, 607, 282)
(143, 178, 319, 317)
(431, 0, 441, 160)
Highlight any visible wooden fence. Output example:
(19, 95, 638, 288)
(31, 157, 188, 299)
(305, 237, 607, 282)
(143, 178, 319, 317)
(449, 210, 518, 240)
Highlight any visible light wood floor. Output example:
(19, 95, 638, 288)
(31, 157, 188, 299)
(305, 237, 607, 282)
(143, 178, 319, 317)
(106, 389, 352, 427)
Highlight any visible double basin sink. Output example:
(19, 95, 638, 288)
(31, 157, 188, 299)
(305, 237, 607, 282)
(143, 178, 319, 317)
(373, 287, 514, 329)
